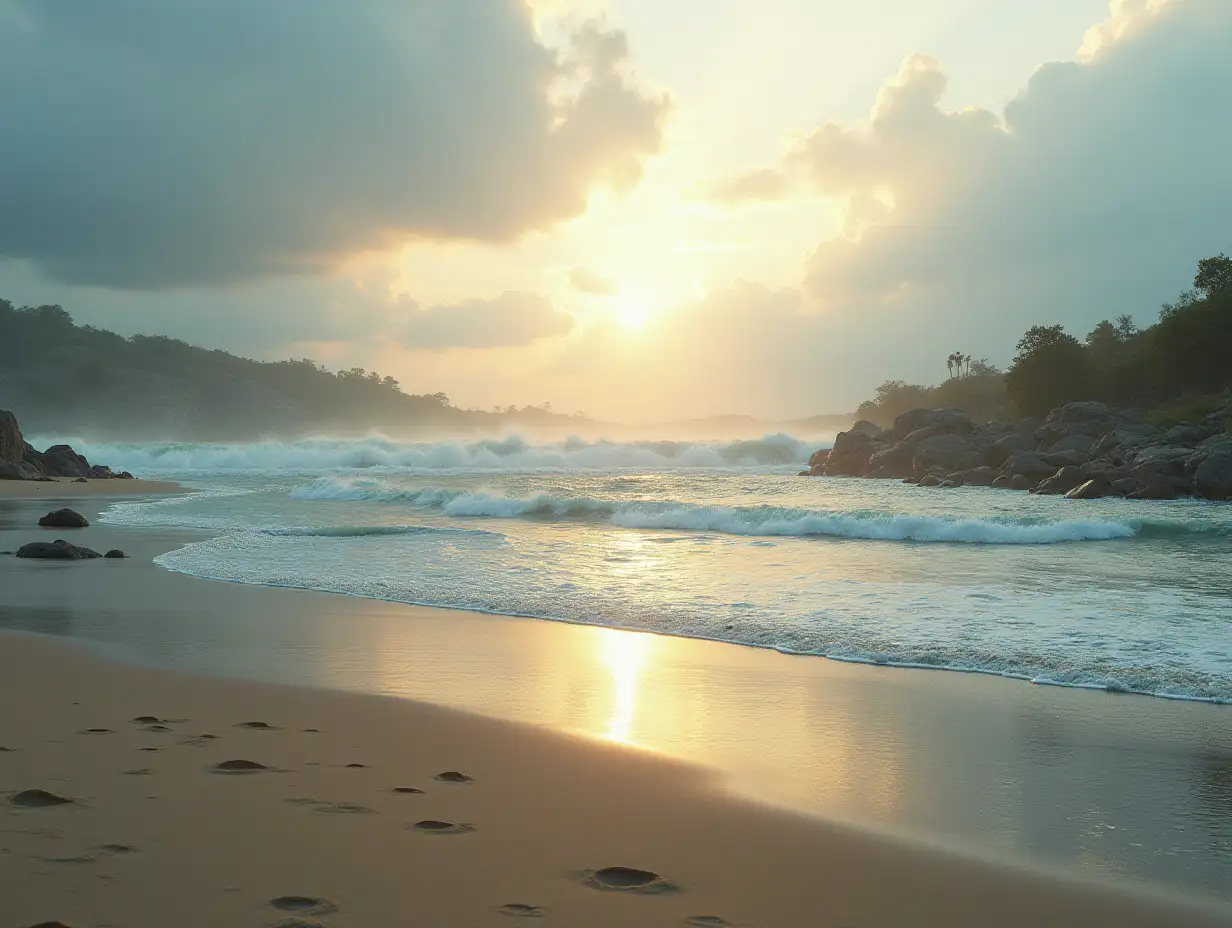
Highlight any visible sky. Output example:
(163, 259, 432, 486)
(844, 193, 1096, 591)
(0, 0, 1228, 420)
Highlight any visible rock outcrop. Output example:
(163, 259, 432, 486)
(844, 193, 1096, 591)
(38, 508, 90, 528)
(803, 400, 1232, 501)
(0, 408, 134, 481)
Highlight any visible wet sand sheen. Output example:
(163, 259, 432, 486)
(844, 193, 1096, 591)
(1, 632, 1227, 928)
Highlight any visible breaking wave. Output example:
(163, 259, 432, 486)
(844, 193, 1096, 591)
(32, 433, 814, 475)
(290, 478, 1143, 544)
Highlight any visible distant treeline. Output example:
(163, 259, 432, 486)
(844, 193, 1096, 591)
(857, 255, 1232, 427)
(0, 301, 584, 439)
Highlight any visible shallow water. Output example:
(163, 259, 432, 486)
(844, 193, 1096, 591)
(64, 432, 1232, 704)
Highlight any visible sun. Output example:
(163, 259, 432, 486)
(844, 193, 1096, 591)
(617, 302, 648, 330)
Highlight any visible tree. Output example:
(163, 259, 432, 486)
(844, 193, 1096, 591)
(1114, 314, 1138, 341)
(1005, 325, 1094, 416)
(1085, 319, 1121, 359)
(1194, 254, 1232, 297)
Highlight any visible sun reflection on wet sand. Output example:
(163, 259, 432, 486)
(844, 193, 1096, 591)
(595, 627, 653, 744)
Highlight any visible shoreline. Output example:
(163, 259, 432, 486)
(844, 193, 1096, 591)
(2, 629, 1228, 927)
(0, 477, 183, 500)
(2, 488, 1230, 906)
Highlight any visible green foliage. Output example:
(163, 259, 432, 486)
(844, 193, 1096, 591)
(1142, 393, 1230, 430)
(1006, 326, 1094, 417)
(857, 366, 1009, 427)
(1194, 254, 1232, 297)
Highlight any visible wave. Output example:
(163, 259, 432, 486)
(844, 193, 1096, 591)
(30, 432, 814, 475)
(261, 525, 500, 539)
(291, 479, 1145, 544)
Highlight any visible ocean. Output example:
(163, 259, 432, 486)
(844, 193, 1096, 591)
(49, 431, 1232, 706)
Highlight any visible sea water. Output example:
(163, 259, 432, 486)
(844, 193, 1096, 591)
(54, 432, 1232, 704)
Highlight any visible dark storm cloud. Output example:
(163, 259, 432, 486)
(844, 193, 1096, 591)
(0, 0, 666, 289)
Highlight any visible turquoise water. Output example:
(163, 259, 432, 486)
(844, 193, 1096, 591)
(60, 433, 1232, 704)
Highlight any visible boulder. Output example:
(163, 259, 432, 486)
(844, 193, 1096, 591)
(985, 432, 1034, 467)
(38, 508, 90, 528)
(1128, 482, 1179, 501)
(1110, 477, 1140, 497)
(39, 444, 91, 479)
(1010, 474, 1034, 491)
(992, 474, 1013, 489)
(891, 407, 974, 441)
(955, 466, 998, 487)
(1065, 478, 1109, 500)
(1034, 466, 1087, 496)
(918, 474, 943, 487)
(104, 549, 128, 559)
(16, 539, 102, 560)
(0, 461, 27, 480)
(1192, 447, 1232, 500)
(1163, 423, 1215, 445)
(824, 421, 886, 476)
(808, 449, 831, 469)
(1042, 449, 1089, 469)
(796, 470, 812, 477)
(1003, 452, 1058, 484)
(913, 433, 980, 478)
(0, 409, 23, 463)
(1045, 433, 1094, 457)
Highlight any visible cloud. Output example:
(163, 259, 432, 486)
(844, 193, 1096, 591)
(687, 0, 1232, 412)
(397, 291, 573, 350)
(568, 266, 619, 296)
(0, 1, 667, 289)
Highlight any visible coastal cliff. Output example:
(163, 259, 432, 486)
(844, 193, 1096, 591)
(0, 408, 133, 481)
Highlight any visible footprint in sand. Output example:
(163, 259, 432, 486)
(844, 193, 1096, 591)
(25, 921, 77, 928)
(130, 716, 163, 724)
(0, 746, 15, 752)
(210, 759, 270, 774)
(390, 786, 424, 795)
(138, 747, 160, 753)
(683, 918, 741, 927)
(580, 866, 678, 894)
(344, 762, 369, 768)
(267, 895, 338, 917)
(302, 728, 320, 733)
(10, 790, 75, 809)
(434, 770, 474, 783)
(410, 819, 474, 835)
(36, 854, 96, 865)
(494, 903, 546, 918)
(143, 724, 173, 733)
(236, 721, 279, 730)
(78, 728, 113, 735)
(98, 843, 137, 855)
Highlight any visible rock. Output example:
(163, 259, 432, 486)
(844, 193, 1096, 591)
(1163, 423, 1215, 445)
(913, 434, 979, 478)
(918, 474, 943, 487)
(937, 479, 960, 489)
(992, 474, 1013, 489)
(808, 449, 831, 469)
(38, 509, 89, 528)
(1065, 478, 1109, 500)
(823, 420, 886, 476)
(1042, 449, 1089, 469)
(1010, 474, 1034, 491)
(984, 433, 1034, 467)
(1045, 433, 1094, 456)
(104, 549, 128, 559)
(0, 461, 27, 480)
(1192, 447, 1232, 500)
(16, 540, 102, 560)
(1110, 478, 1140, 497)
(1128, 482, 1179, 501)
(118, 471, 134, 479)
(1004, 452, 1058, 484)
(73, 476, 88, 483)
(1034, 466, 1087, 495)
(955, 466, 998, 487)
(891, 407, 974, 441)
(796, 470, 812, 477)
(38, 444, 92, 479)
(0, 409, 24, 463)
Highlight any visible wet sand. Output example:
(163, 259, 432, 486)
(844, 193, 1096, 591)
(2, 631, 1229, 928)
(0, 478, 182, 499)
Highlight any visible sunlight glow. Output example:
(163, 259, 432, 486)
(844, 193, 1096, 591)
(617, 302, 648, 329)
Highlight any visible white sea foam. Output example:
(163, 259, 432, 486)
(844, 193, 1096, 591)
(289, 479, 1139, 544)
(31, 433, 813, 475)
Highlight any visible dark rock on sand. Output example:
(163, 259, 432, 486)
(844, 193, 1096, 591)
(1192, 444, 1232, 500)
(435, 770, 474, 783)
(1034, 466, 1087, 496)
(494, 903, 546, 918)
(412, 819, 474, 834)
(16, 540, 102, 560)
(390, 786, 424, 794)
(267, 896, 338, 916)
(211, 759, 268, 773)
(11, 789, 74, 808)
(38, 509, 89, 528)
(103, 549, 127, 559)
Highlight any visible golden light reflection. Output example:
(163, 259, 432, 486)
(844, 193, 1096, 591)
(617, 301, 648, 330)
(595, 627, 653, 744)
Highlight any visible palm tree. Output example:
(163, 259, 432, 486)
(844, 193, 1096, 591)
(946, 353, 958, 379)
